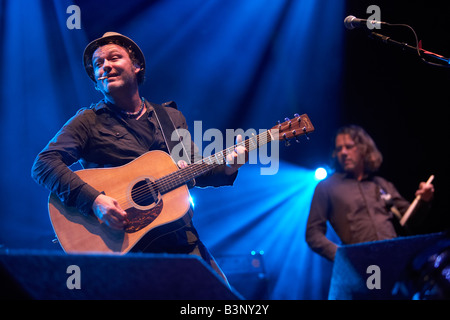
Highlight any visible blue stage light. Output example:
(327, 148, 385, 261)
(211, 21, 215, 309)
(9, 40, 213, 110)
(315, 167, 328, 180)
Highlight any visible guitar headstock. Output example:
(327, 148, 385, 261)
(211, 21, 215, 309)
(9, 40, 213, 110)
(270, 114, 315, 143)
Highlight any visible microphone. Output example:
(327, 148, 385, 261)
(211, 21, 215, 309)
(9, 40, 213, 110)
(344, 15, 386, 30)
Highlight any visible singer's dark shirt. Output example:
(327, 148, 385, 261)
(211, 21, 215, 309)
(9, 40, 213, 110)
(32, 99, 236, 215)
(31, 99, 236, 276)
(305, 172, 428, 261)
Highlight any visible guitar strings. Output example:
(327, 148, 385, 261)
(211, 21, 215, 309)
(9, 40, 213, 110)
(113, 158, 223, 207)
(112, 146, 233, 206)
(113, 131, 273, 207)
(112, 130, 274, 207)
(111, 117, 308, 208)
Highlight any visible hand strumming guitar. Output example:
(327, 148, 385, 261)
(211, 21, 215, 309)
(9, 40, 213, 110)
(92, 194, 128, 230)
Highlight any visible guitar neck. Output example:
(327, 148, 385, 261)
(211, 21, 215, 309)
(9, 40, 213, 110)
(156, 130, 274, 194)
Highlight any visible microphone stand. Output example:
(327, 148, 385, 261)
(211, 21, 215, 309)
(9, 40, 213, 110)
(369, 31, 450, 65)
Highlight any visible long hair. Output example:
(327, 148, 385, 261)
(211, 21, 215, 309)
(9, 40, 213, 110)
(332, 125, 383, 173)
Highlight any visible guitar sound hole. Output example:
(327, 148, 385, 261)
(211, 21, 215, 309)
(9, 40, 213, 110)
(131, 179, 158, 206)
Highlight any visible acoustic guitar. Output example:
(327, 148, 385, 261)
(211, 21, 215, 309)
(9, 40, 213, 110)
(48, 114, 314, 254)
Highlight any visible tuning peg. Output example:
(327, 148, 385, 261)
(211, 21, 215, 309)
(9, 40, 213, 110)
(301, 126, 311, 140)
(283, 133, 291, 147)
(284, 117, 292, 127)
(294, 113, 300, 117)
(291, 129, 301, 143)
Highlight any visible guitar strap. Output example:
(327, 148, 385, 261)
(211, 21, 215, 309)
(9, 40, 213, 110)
(146, 100, 195, 186)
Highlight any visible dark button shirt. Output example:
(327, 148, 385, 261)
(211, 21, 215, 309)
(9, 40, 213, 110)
(31, 98, 237, 216)
(31, 99, 236, 277)
(305, 172, 426, 261)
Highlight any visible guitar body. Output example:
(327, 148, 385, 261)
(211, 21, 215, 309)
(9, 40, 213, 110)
(48, 151, 191, 254)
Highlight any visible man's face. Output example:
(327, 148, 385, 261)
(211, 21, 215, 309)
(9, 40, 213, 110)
(92, 44, 140, 95)
(334, 133, 364, 175)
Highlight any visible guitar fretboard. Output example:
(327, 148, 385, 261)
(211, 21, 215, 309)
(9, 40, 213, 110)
(156, 129, 274, 194)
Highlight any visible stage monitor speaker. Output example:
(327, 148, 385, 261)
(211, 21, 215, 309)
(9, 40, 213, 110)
(0, 250, 242, 300)
(216, 252, 269, 300)
(328, 232, 450, 300)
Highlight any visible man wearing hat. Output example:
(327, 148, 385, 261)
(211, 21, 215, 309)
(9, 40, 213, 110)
(32, 32, 246, 281)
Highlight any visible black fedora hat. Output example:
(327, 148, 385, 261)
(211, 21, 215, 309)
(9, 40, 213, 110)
(83, 32, 145, 83)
